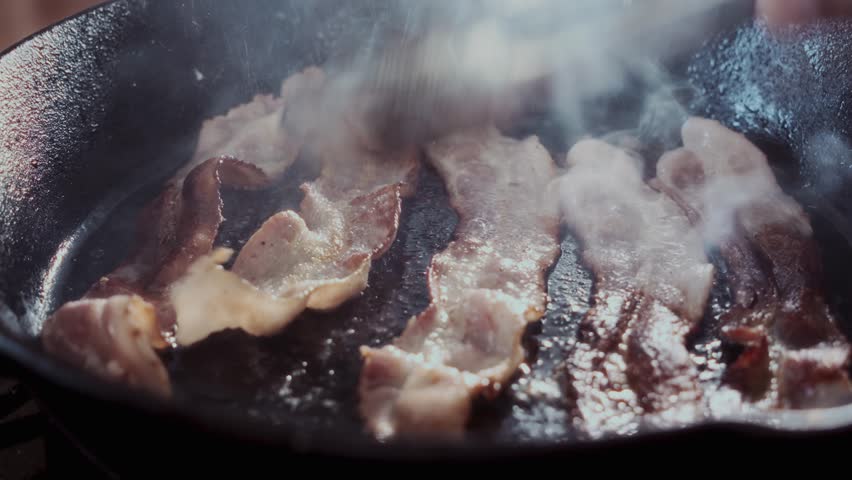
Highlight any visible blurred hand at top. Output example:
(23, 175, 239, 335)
(756, 0, 852, 27)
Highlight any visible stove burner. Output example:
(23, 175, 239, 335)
(0, 376, 113, 479)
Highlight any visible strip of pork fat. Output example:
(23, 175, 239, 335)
(170, 102, 419, 345)
(42, 68, 325, 394)
(655, 117, 852, 409)
(358, 127, 560, 438)
(560, 139, 714, 437)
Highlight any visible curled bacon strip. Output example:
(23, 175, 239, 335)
(166, 69, 420, 345)
(656, 117, 852, 409)
(358, 127, 560, 438)
(170, 147, 418, 345)
(43, 157, 269, 395)
(559, 139, 713, 437)
(86, 157, 269, 303)
(42, 295, 171, 396)
(177, 67, 325, 180)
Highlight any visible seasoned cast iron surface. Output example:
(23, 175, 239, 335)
(3, 0, 852, 443)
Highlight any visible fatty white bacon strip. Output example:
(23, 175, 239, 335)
(656, 117, 852, 409)
(42, 295, 170, 396)
(358, 127, 560, 438)
(559, 139, 714, 437)
(90, 67, 325, 297)
(170, 117, 419, 345)
(176, 67, 325, 181)
(41, 69, 324, 395)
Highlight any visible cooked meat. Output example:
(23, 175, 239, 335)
(42, 295, 170, 396)
(167, 248, 309, 343)
(170, 117, 418, 345)
(40, 55, 852, 426)
(170, 180, 413, 344)
(43, 157, 268, 394)
(756, 0, 852, 27)
(177, 67, 325, 180)
(559, 139, 713, 437)
(654, 148, 778, 399)
(86, 157, 269, 315)
(656, 117, 852, 408)
(359, 126, 560, 438)
(81, 68, 326, 324)
(778, 346, 852, 408)
(41, 67, 321, 393)
(230, 115, 420, 307)
(85, 66, 324, 302)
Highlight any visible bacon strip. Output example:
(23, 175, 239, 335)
(653, 149, 778, 400)
(559, 139, 714, 437)
(83, 67, 325, 305)
(176, 67, 325, 181)
(358, 127, 560, 438)
(42, 157, 268, 394)
(170, 131, 418, 345)
(655, 117, 852, 408)
(40, 69, 323, 394)
(42, 295, 170, 396)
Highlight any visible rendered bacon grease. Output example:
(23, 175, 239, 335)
(359, 127, 560, 438)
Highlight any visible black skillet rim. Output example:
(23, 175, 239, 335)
(1, 0, 852, 461)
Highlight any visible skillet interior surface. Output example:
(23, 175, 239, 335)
(3, 0, 852, 455)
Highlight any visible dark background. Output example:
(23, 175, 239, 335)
(0, 0, 102, 51)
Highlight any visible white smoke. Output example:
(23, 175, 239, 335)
(700, 175, 763, 246)
(804, 131, 852, 194)
(360, 0, 738, 138)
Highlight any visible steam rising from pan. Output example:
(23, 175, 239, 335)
(313, 0, 747, 144)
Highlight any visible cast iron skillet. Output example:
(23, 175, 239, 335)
(3, 0, 852, 471)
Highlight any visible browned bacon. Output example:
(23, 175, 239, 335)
(177, 67, 325, 180)
(87, 157, 269, 302)
(40, 69, 323, 394)
(170, 119, 418, 345)
(42, 296, 170, 396)
(83, 67, 325, 310)
(656, 117, 852, 408)
(42, 157, 268, 394)
(358, 127, 560, 438)
(756, 0, 852, 27)
(653, 148, 778, 400)
(559, 139, 714, 437)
